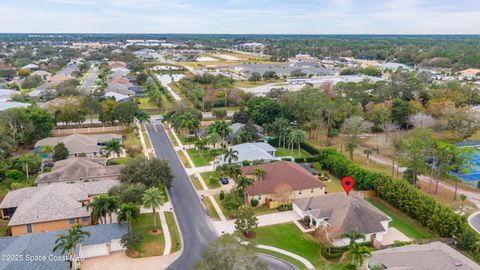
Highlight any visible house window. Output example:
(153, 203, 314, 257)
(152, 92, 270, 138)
(81, 217, 89, 223)
(26, 224, 33, 233)
(258, 195, 262, 200)
(68, 218, 75, 224)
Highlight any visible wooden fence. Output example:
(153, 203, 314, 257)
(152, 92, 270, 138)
(52, 125, 127, 136)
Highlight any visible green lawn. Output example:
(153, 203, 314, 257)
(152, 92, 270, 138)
(107, 157, 132, 165)
(164, 212, 181, 253)
(275, 147, 312, 160)
(200, 171, 221, 189)
(130, 213, 165, 257)
(251, 205, 278, 216)
(324, 173, 343, 193)
(177, 151, 192, 168)
(138, 97, 160, 110)
(245, 222, 348, 269)
(190, 175, 204, 190)
(367, 197, 436, 240)
(233, 79, 283, 88)
(166, 130, 179, 147)
(203, 197, 220, 220)
(186, 148, 223, 167)
(141, 126, 152, 149)
(0, 219, 9, 237)
(125, 132, 141, 148)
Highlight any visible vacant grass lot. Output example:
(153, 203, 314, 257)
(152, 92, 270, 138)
(186, 148, 223, 167)
(130, 213, 165, 257)
(245, 223, 348, 270)
(165, 212, 181, 253)
(367, 197, 436, 240)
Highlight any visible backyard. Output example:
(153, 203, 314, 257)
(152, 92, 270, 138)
(275, 147, 312, 160)
(367, 197, 436, 240)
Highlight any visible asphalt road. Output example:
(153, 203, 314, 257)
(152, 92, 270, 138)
(146, 122, 295, 270)
(80, 66, 99, 94)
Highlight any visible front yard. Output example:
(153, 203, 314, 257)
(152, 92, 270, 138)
(200, 171, 221, 189)
(130, 213, 165, 258)
(186, 148, 222, 167)
(367, 197, 436, 240)
(244, 222, 348, 270)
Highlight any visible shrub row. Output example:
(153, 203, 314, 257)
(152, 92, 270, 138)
(317, 148, 466, 238)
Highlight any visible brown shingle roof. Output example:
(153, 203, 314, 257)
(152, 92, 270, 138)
(241, 161, 325, 196)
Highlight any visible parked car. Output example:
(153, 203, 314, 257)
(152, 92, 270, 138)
(219, 177, 229, 185)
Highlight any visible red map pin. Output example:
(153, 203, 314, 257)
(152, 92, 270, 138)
(341, 176, 354, 195)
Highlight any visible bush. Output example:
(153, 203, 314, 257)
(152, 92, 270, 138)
(5, 169, 24, 181)
(317, 148, 466, 238)
(250, 199, 258, 207)
(302, 216, 311, 225)
(121, 231, 143, 251)
(219, 190, 225, 201)
(208, 177, 218, 187)
(321, 247, 343, 260)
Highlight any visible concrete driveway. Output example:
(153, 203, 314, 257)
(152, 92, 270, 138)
(82, 251, 180, 270)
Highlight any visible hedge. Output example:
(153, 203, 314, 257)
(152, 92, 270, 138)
(317, 148, 466, 238)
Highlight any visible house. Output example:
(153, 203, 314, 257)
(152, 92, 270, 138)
(0, 101, 30, 112)
(21, 63, 39, 71)
(460, 68, 480, 80)
(241, 161, 325, 208)
(105, 91, 132, 102)
(0, 89, 21, 101)
(30, 70, 52, 80)
(227, 123, 265, 144)
(34, 133, 123, 158)
(293, 193, 391, 247)
(218, 142, 279, 165)
(377, 62, 411, 72)
(108, 61, 127, 70)
(46, 74, 72, 87)
(0, 180, 118, 236)
(36, 157, 123, 185)
(367, 241, 479, 270)
(0, 223, 127, 270)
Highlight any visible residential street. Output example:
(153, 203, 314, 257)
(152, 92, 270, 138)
(146, 122, 295, 270)
(80, 66, 99, 94)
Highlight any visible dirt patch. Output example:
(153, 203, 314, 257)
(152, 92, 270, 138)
(148, 230, 162, 236)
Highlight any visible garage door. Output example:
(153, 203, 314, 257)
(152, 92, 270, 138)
(81, 244, 110, 258)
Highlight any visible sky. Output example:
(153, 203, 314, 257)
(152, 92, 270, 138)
(1, 0, 480, 34)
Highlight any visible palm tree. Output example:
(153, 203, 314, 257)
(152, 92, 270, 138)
(225, 163, 241, 181)
(460, 194, 467, 214)
(253, 167, 266, 181)
(105, 195, 120, 224)
(136, 111, 151, 124)
(53, 224, 91, 270)
(207, 121, 232, 146)
(103, 139, 122, 158)
(223, 148, 239, 165)
(349, 244, 371, 270)
(16, 153, 39, 180)
(195, 138, 208, 157)
(87, 195, 108, 224)
(118, 203, 141, 232)
(207, 132, 221, 148)
(342, 229, 366, 247)
(363, 148, 373, 167)
(142, 187, 165, 232)
(236, 175, 253, 190)
(288, 129, 306, 154)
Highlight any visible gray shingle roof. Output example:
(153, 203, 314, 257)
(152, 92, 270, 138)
(36, 158, 123, 184)
(35, 134, 122, 155)
(0, 223, 127, 270)
(369, 241, 479, 270)
(0, 181, 119, 226)
(218, 142, 278, 164)
(294, 193, 391, 235)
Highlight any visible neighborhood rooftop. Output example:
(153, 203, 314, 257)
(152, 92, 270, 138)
(218, 142, 278, 164)
(35, 133, 122, 155)
(0, 181, 119, 226)
(36, 157, 123, 185)
(0, 223, 128, 270)
(369, 241, 479, 270)
(294, 193, 391, 235)
(241, 161, 325, 196)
